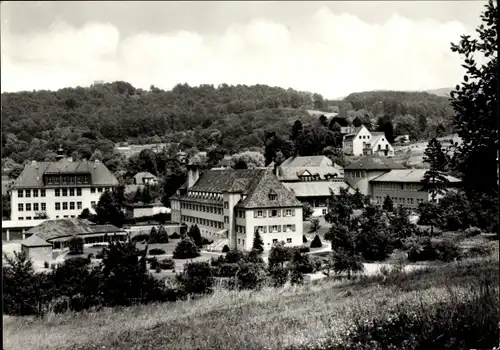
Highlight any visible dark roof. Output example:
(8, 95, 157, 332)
(12, 159, 119, 188)
(133, 172, 157, 182)
(26, 219, 125, 241)
(189, 168, 268, 193)
(281, 156, 332, 167)
(236, 169, 302, 209)
(344, 155, 407, 171)
(21, 234, 51, 247)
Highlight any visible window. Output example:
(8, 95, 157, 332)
(55, 189, 60, 197)
(18, 190, 23, 198)
(33, 189, 38, 197)
(91, 201, 96, 208)
(286, 238, 292, 243)
(18, 203, 23, 212)
(41, 203, 46, 211)
(26, 216, 32, 220)
(18, 217, 23, 220)
(63, 202, 68, 210)
(25, 189, 31, 198)
(224, 201, 229, 209)
(269, 225, 280, 233)
(400, 184, 404, 190)
(55, 202, 61, 210)
(91, 188, 96, 193)
(238, 239, 241, 244)
(41, 189, 46, 197)
(269, 193, 277, 201)
(70, 188, 75, 196)
(70, 202, 75, 210)
(33, 203, 39, 211)
(98, 187, 103, 193)
(272, 239, 278, 244)
(270, 209, 280, 217)
(257, 210, 263, 218)
(224, 216, 229, 224)
(77, 202, 82, 210)
(62, 189, 67, 196)
(63, 215, 69, 218)
(322, 208, 327, 215)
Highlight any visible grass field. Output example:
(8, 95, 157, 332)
(4, 249, 497, 350)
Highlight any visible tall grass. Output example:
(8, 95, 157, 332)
(4, 254, 498, 350)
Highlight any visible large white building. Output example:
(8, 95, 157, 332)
(10, 156, 119, 221)
(170, 166, 303, 251)
(343, 125, 395, 157)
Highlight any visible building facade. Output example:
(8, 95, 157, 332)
(170, 166, 303, 251)
(343, 126, 394, 157)
(10, 157, 119, 221)
(133, 172, 158, 185)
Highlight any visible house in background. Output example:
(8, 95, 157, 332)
(276, 156, 352, 216)
(10, 149, 119, 221)
(133, 172, 158, 185)
(124, 201, 171, 219)
(21, 235, 53, 263)
(394, 135, 410, 144)
(343, 126, 394, 157)
(344, 155, 461, 208)
(170, 166, 303, 251)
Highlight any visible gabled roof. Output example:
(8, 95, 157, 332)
(344, 155, 406, 171)
(13, 159, 119, 188)
(370, 169, 462, 183)
(278, 156, 342, 181)
(26, 218, 125, 241)
(133, 172, 157, 181)
(235, 169, 302, 208)
(21, 234, 51, 247)
(281, 156, 333, 168)
(282, 180, 355, 197)
(345, 126, 364, 137)
(188, 169, 267, 194)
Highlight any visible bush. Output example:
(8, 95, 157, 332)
(298, 246, 310, 253)
(173, 237, 200, 259)
(406, 237, 462, 262)
(309, 217, 321, 232)
(148, 248, 166, 255)
(43, 261, 49, 268)
(222, 245, 230, 253)
(88, 253, 94, 259)
(177, 261, 214, 295)
(464, 226, 482, 238)
(310, 235, 322, 248)
(214, 263, 240, 277)
(434, 240, 462, 262)
(210, 255, 226, 267)
(200, 237, 213, 246)
(303, 235, 308, 243)
(169, 232, 181, 239)
(149, 257, 159, 270)
(155, 267, 161, 273)
(236, 262, 266, 290)
(268, 265, 289, 288)
(159, 258, 175, 270)
(95, 250, 104, 259)
(225, 250, 245, 264)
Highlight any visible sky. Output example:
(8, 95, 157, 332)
(1, 1, 488, 99)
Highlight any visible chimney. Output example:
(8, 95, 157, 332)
(187, 164, 200, 189)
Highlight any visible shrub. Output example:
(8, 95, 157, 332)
(88, 253, 95, 259)
(200, 237, 213, 246)
(43, 261, 49, 268)
(225, 250, 245, 264)
(406, 237, 462, 262)
(434, 240, 462, 262)
(159, 258, 175, 270)
(155, 267, 161, 273)
(222, 245, 230, 253)
(268, 265, 289, 287)
(310, 235, 322, 248)
(177, 261, 214, 295)
(210, 255, 226, 267)
(464, 226, 482, 238)
(299, 246, 310, 253)
(303, 235, 308, 243)
(215, 263, 240, 278)
(95, 251, 104, 259)
(169, 232, 181, 239)
(148, 248, 166, 255)
(173, 237, 200, 259)
(237, 262, 266, 290)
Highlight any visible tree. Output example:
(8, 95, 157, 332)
(133, 187, 143, 203)
(376, 116, 395, 144)
(418, 201, 442, 236)
(302, 202, 314, 220)
(331, 248, 364, 280)
(389, 207, 417, 248)
(422, 138, 451, 201)
(325, 187, 353, 226)
(149, 227, 158, 242)
(138, 149, 158, 175)
(356, 206, 394, 261)
(176, 261, 214, 295)
(157, 225, 169, 244)
(382, 195, 394, 212)
(188, 225, 202, 246)
(173, 237, 200, 259)
(140, 185, 154, 204)
(252, 231, 264, 252)
(351, 188, 365, 209)
(309, 217, 321, 232)
(94, 191, 125, 227)
(230, 151, 265, 169)
(450, 0, 497, 196)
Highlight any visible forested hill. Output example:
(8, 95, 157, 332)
(2, 82, 455, 175)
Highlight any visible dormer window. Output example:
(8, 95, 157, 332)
(268, 189, 277, 201)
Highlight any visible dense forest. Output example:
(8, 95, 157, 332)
(1, 82, 455, 183)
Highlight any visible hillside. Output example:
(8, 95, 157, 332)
(424, 87, 453, 97)
(3, 253, 498, 350)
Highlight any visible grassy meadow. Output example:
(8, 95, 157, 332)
(4, 249, 498, 350)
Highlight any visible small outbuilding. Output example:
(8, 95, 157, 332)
(21, 234, 52, 262)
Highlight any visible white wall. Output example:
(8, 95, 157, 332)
(352, 127, 372, 156)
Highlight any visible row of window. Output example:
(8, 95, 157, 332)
(54, 202, 84, 211)
(254, 209, 296, 218)
(17, 214, 77, 220)
(90, 187, 112, 194)
(347, 170, 365, 178)
(55, 188, 83, 197)
(17, 203, 47, 212)
(375, 196, 423, 205)
(187, 191, 224, 201)
(181, 215, 224, 229)
(46, 175, 90, 185)
(181, 202, 223, 215)
(17, 189, 46, 198)
(254, 224, 297, 233)
(236, 225, 246, 234)
(377, 183, 421, 191)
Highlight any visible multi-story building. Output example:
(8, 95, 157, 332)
(344, 155, 461, 208)
(276, 156, 353, 216)
(133, 172, 158, 185)
(343, 125, 395, 157)
(10, 156, 119, 221)
(170, 166, 303, 251)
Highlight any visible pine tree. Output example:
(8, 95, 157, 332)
(310, 235, 322, 248)
(188, 225, 202, 246)
(382, 195, 394, 212)
(252, 230, 264, 251)
(351, 188, 365, 209)
(95, 191, 125, 227)
(157, 225, 169, 243)
(325, 187, 353, 226)
(423, 138, 451, 201)
(141, 185, 154, 204)
(149, 227, 158, 243)
(133, 187, 143, 203)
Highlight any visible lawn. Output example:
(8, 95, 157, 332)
(4, 252, 497, 350)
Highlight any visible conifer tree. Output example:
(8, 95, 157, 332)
(252, 230, 264, 252)
(382, 195, 394, 212)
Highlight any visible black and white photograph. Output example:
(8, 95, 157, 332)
(1, 1, 498, 349)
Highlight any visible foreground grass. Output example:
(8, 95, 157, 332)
(4, 253, 498, 350)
